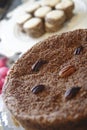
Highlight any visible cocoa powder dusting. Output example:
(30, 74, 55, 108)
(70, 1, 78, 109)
(2, 29, 87, 125)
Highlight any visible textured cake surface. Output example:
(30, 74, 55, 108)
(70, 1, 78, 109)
(3, 29, 87, 130)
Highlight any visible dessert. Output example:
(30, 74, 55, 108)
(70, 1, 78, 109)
(23, 17, 45, 37)
(55, 0, 74, 19)
(45, 10, 66, 32)
(41, 0, 61, 7)
(34, 6, 52, 19)
(3, 29, 87, 130)
(16, 13, 32, 31)
(16, 0, 75, 37)
(45, 22, 61, 32)
(25, 3, 41, 14)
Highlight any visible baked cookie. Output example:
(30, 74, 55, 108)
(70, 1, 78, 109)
(23, 17, 45, 38)
(45, 10, 66, 32)
(25, 3, 41, 14)
(55, 0, 74, 19)
(34, 6, 52, 19)
(45, 21, 62, 32)
(16, 13, 32, 31)
(41, 0, 61, 7)
(3, 29, 87, 130)
(45, 10, 66, 25)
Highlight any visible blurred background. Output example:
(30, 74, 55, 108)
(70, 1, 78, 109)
(0, 0, 27, 20)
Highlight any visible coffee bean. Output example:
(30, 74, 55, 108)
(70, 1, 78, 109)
(65, 86, 81, 100)
(31, 84, 45, 94)
(32, 59, 47, 72)
(74, 46, 83, 55)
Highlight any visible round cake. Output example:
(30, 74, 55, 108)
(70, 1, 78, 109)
(2, 29, 87, 130)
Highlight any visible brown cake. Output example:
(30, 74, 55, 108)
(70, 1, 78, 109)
(2, 29, 87, 130)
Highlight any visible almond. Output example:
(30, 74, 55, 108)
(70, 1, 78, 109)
(59, 65, 76, 78)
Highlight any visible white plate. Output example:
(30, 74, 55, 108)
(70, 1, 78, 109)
(0, 0, 87, 57)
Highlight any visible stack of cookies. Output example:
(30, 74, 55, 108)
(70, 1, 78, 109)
(16, 0, 74, 37)
(45, 10, 65, 32)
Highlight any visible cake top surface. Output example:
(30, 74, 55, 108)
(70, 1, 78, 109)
(3, 29, 87, 123)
